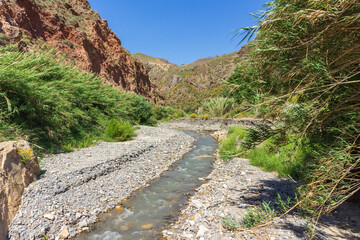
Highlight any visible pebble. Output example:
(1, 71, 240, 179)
(192, 200, 203, 209)
(44, 213, 55, 221)
(182, 232, 193, 238)
(195, 225, 209, 238)
(59, 226, 69, 239)
(78, 220, 87, 228)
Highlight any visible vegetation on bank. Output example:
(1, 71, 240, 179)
(0, 45, 180, 152)
(151, 104, 186, 122)
(219, 0, 360, 231)
(104, 118, 137, 142)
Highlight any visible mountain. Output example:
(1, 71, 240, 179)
(0, 0, 158, 102)
(133, 47, 248, 111)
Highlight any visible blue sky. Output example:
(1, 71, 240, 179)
(87, 0, 268, 65)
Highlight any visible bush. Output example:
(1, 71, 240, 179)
(228, 0, 360, 218)
(242, 202, 276, 228)
(201, 114, 210, 120)
(105, 119, 136, 142)
(127, 95, 156, 125)
(189, 113, 197, 118)
(0, 45, 154, 151)
(219, 126, 248, 160)
(151, 105, 185, 122)
(201, 97, 235, 117)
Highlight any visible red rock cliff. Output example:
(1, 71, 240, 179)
(0, 0, 157, 102)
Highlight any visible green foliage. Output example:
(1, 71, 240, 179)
(226, 0, 360, 221)
(219, 126, 248, 160)
(17, 148, 34, 164)
(276, 193, 293, 213)
(222, 215, 238, 230)
(151, 105, 185, 122)
(241, 125, 275, 149)
(245, 137, 308, 179)
(219, 125, 311, 178)
(105, 118, 137, 142)
(189, 113, 197, 118)
(201, 97, 236, 117)
(0, 46, 154, 152)
(200, 114, 210, 120)
(242, 202, 276, 228)
(127, 95, 156, 125)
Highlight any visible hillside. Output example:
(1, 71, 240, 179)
(133, 47, 248, 111)
(0, 0, 158, 102)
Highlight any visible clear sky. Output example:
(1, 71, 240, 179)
(87, 0, 268, 65)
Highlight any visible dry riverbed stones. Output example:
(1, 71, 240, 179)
(162, 158, 360, 240)
(8, 126, 194, 240)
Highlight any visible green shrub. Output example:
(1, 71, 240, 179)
(228, 0, 360, 217)
(189, 113, 197, 118)
(219, 126, 248, 160)
(151, 105, 185, 122)
(0, 45, 154, 151)
(242, 202, 276, 228)
(127, 95, 156, 125)
(105, 119, 136, 142)
(201, 114, 210, 120)
(222, 215, 238, 230)
(201, 97, 235, 117)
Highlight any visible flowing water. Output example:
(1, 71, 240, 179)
(76, 130, 217, 240)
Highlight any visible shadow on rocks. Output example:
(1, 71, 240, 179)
(234, 178, 360, 239)
(233, 178, 308, 239)
(237, 179, 297, 210)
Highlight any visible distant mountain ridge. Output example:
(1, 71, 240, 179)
(133, 47, 248, 111)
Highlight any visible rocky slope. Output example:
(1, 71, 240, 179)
(0, 141, 40, 240)
(0, 0, 157, 102)
(133, 47, 248, 111)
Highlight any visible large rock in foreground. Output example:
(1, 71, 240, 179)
(0, 141, 40, 239)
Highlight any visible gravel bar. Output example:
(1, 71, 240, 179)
(8, 126, 194, 240)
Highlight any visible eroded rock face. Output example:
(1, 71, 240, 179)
(0, 0, 158, 102)
(0, 140, 40, 239)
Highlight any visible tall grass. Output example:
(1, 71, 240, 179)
(226, 0, 360, 227)
(201, 97, 236, 117)
(0, 45, 154, 151)
(219, 126, 248, 160)
(104, 118, 137, 142)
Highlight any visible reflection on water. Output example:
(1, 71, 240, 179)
(77, 130, 217, 240)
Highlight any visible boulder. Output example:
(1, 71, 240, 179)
(0, 140, 40, 239)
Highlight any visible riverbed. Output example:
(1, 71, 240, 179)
(77, 130, 217, 240)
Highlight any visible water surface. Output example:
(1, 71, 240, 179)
(77, 130, 217, 240)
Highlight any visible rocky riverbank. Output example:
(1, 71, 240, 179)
(7, 119, 359, 240)
(163, 156, 360, 240)
(158, 118, 270, 132)
(8, 126, 194, 239)
(161, 121, 360, 240)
